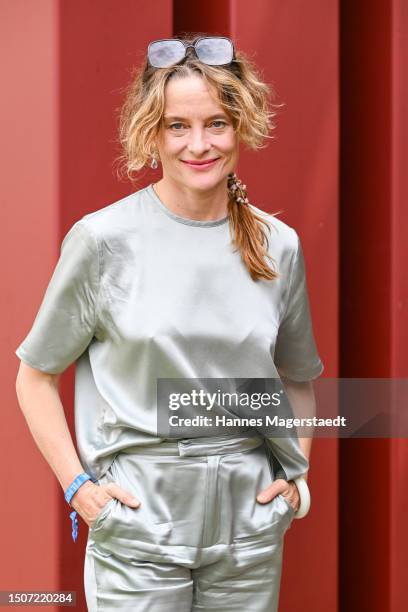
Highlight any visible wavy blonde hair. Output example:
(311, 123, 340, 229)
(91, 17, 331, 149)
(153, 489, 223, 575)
(114, 33, 284, 281)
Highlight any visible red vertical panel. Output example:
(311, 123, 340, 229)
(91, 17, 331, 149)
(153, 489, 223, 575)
(174, 0, 229, 36)
(2, 0, 60, 606)
(340, 0, 408, 610)
(231, 2, 338, 611)
(58, 2, 172, 608)
(391, 1, 408, 610)
(340, 0, 394, 610)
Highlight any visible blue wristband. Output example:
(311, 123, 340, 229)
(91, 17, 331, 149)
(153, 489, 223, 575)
(70, 510, 79, 542)
(64, 472, 92, 505)
(64, 472, 95, 543)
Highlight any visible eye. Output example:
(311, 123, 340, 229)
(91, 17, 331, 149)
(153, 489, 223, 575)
(210, 120, 227, 128)
(169, 122, 186, 130)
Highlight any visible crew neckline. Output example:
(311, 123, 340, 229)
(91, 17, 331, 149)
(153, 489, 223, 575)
(146, 183, 229, 227)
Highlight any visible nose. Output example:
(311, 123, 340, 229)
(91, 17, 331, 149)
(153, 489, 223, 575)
(187, 127, 212, 156)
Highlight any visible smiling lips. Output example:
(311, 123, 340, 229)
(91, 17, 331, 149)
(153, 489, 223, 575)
(181, 158, 220, 169)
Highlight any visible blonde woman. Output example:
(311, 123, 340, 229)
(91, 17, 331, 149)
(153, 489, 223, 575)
(15, 35, 323, 611)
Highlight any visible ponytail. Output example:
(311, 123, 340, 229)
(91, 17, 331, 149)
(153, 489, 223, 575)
(227, 173, 280, 282)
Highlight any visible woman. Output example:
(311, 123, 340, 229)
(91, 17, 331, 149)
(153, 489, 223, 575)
(15, 35, 323, 611)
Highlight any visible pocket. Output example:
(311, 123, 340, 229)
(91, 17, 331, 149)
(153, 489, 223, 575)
(264, 445, 295, 516)
(89, 452, 207, 551)
(221, 445, 293, 542)
(89, 497, 116, 532)
(89, 457, 119, 533)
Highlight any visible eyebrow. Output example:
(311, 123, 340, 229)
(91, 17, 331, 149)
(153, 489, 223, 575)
(163, 114, 229, 121)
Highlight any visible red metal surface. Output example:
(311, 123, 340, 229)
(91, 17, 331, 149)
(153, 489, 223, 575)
(340, 1, 391, 610)
(2, 0, 60, 602)
(391, 1, 408, 610)
(228, 2, 338, 610)
(340, 1, 408, 611)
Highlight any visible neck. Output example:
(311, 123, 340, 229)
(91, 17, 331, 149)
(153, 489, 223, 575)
(153, 177, 229, 222)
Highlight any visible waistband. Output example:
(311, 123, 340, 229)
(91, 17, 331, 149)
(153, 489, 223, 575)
(121, 435, 265, 457)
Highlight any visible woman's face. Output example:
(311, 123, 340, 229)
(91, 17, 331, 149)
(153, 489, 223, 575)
(155, 74, 239, 192)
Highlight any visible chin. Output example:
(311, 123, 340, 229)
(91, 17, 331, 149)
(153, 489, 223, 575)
(188, 180, 222, 192)
(182, 173, 228, 191)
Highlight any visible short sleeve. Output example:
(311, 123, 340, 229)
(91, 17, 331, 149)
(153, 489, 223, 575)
(274, 232, 324, 381)
(15, 220, 100, 374)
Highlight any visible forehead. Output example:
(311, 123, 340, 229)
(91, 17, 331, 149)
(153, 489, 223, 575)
(163, 75, 224, 118)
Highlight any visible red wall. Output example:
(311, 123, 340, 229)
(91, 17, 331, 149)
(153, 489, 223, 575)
(228, 2, 338, 610)
(392, 2, 408, 610)
(340, 1, 408, 610)
(2, 0, 60, 596)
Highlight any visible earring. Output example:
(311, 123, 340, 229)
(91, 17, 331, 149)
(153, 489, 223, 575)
(227, 172, 249, 205)
(150, 155, 158, 170)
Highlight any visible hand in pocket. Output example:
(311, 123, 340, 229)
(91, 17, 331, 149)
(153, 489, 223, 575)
(256, 478, 299, 512)
(70, 480, 141, 528)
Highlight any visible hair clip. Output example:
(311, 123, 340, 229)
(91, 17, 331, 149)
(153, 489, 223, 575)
(227, 172, 249, 205)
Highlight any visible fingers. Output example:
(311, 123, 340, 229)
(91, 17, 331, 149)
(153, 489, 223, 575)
(70, 482, 140, 529)
(105, 482, 140, 508)
(256, 478, 292, 504)
(280, 485, 299, 512)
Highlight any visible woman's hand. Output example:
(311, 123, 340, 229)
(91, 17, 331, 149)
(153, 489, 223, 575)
(256, 478, 300, 512)
(70, 480, 140, 528)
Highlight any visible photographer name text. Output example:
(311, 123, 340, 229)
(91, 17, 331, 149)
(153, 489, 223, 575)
(168, 415, 347, 429)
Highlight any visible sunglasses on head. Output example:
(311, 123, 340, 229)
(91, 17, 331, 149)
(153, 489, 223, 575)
(147, 36, 235, 69)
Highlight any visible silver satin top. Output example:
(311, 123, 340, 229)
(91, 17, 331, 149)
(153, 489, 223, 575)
(15, 184, 324, 481)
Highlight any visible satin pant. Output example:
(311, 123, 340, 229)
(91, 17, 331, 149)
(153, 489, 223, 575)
(84, 436, 296, 611)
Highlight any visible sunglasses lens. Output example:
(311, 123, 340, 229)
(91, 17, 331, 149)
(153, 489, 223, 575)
(148, 40, 185, 68)
(195, 37, 234, 65)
